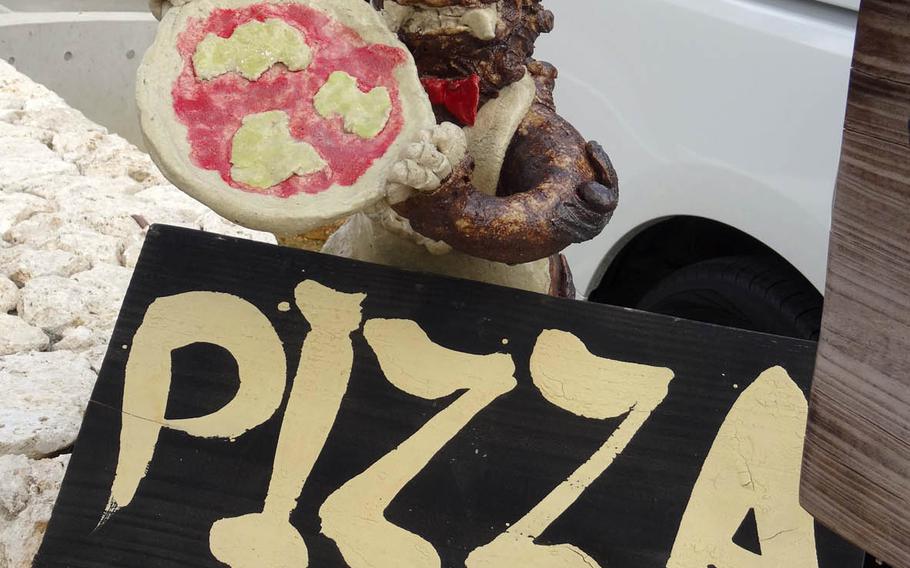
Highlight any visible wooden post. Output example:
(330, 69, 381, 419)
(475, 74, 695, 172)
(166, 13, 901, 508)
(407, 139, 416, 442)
(801, 1, 910, 566)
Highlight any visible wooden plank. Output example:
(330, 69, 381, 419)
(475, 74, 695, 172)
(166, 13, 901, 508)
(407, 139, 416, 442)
(34, 225, 861, 568)
(844, 70, 910, 147)
(852, 1, 910, 85)
(801, 1, 910, 566)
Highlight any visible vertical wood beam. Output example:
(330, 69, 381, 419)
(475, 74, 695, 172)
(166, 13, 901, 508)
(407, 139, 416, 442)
(801, 2, 910, 566)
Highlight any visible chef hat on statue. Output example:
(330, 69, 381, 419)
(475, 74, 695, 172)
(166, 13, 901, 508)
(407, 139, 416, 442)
(139, 0, 435, 235)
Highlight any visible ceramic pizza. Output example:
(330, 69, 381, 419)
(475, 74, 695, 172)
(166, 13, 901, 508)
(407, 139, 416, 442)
(137, 0, 434, 234)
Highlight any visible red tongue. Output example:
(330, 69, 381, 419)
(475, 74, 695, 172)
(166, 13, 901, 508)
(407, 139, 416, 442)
(420, 75, 480, 127)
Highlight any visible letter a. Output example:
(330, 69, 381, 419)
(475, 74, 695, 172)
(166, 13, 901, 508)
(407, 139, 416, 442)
(667, 367, 819, 568)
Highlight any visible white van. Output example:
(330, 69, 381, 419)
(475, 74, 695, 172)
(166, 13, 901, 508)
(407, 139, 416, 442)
(537, 0, 858, 339)
(0, 0, 858, 339)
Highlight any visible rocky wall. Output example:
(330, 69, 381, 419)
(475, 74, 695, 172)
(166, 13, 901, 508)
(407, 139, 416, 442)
(0, 59, 276, 567)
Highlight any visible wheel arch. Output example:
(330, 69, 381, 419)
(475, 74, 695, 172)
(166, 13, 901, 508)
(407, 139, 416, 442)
(588, 215, 821, 308)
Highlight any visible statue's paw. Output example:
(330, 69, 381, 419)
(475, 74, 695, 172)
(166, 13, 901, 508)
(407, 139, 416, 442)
(404, 139, 452, 181)
(389, 155, 444, 193)
(585, 140, 619, 189)
(427, 122, 467, 166)
(553, 181, 619, 243)
(386, 123, 466, 203)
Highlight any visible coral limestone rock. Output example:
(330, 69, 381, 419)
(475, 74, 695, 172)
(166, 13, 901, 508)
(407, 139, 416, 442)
(0, 454, 70, 568)
(9, 249, 91, 286)
(17, 276, 90, 334)
(0, 315, 49, 356)
(0, 45, 304, 568)
(0, 351, 95, 458)
(0, 276, 17, 314)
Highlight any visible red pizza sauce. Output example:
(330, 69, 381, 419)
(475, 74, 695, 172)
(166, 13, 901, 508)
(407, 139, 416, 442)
(173, 3, 407, 198)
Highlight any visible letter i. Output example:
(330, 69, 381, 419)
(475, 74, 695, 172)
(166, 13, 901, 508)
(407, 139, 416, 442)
(209, 281, 366, 568)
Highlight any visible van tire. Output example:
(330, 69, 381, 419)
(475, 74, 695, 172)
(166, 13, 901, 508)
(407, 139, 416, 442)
(635, 255, 822, 340)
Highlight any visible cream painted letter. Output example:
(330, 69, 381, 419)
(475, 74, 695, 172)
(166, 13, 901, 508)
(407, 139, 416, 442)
(666, 366, 819, 568)
(105, 292, 287, 519)
(467, 329, 675, 568)
(320, 319, 518, 568)
(209, 281, 366, 568)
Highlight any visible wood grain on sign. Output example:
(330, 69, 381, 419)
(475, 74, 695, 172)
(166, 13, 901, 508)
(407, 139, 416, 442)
(801, 1, 910, 567)
(34, 225, 863, 568)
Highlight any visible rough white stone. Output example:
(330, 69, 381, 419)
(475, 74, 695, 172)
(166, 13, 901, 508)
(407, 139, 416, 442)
(3, 173, 84, 200)
(0, 350, 95, 457)
(0, 192, 54, 235)
(0, 138, 79, 194)
(0, 120, 54, 147)
(8, 249, 90, 286)
(51, 325, 101, 352)
(55, 315, 115, 354)
(0, 454, 69, 568)
(58, 189, 178, 232)
(3, 213, 66, 248)
(70, 211, 143, 242)
(52, 130, 166, 187)
(0, 247, 26, 280)
(120, 233, 146, 268)
(71, 264, 132, 322)
(135, 184, 210, 222)
(47, 267, 128, 354)
(18, 89, 67, 112)
(0, 66, 64, 105)
(53, 189, 150, 241)
(0, 91, 24, 111)
(0, 60, 67, 111)
(0, 107, 23, 122)
(0, 276, 17, 314)
(0, 315, 49, 356)
(83, 343, 110, 375)
(0, 60, 311, 560)
(45, 229, 122, 268)
(19, 175, 134, 202)
(17, 276, 90, 334)
(196, 210, 277, 244)
(14, 106, 103, 141)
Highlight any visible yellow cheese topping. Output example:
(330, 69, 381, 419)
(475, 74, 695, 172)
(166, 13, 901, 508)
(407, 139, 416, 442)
(230, 111, 326, 189)
(314, 71, 392, 139)
(194, 19, 312, 81)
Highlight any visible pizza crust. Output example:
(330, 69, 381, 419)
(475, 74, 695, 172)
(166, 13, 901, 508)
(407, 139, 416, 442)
(138, 0, 435, 234)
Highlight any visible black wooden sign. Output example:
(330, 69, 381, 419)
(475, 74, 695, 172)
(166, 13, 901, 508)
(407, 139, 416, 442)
(35, 225, 861, 568)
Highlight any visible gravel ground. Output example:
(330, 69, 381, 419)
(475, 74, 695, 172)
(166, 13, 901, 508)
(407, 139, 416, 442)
(0, 60, 276, 566)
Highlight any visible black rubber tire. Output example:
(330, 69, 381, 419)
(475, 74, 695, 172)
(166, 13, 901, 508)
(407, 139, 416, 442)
(636, 255, 823, 340)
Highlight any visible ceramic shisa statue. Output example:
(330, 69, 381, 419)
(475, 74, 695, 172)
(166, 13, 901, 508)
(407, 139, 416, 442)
(142, 0, 618, 297)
